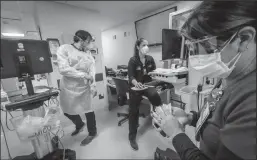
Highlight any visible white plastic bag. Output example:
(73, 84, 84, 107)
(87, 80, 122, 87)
(16, 115, 45, 140)
(43, 106, 61, 127)
(14, 106, 62, 141)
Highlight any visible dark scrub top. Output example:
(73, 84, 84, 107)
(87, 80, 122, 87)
(128, 55, 156, 86)
(172, 69, 256, 160)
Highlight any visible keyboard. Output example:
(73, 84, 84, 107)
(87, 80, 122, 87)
(5, 90, 59, 111)
(14, 93, 43, 102)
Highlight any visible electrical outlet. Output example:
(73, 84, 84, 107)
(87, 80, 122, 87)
(197, 84, 203, 92)
(99, 94, 104, 99)
(206, 77, 210, 85)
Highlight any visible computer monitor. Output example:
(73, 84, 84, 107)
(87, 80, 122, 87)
(0, 39, 53, 80)
(162, 29, 182, 60)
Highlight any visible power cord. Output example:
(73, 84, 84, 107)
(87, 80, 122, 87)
(5, 110, 15, 131)
(0, 119, 13, 160)
(50, 128, 65, 160)
(0, 108, 16, 131)
(197, 84, 203, 111)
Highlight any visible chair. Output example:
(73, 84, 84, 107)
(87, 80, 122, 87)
(112, 77, 130, 126)
(112, 77, 145, 126)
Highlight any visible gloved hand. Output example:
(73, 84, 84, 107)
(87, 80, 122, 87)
(135, 82, 144, 89)
(152, 110, 185, 143)
(83, 74, 94, 85)
(84, 74, 94, 82)
(91, 86, 97, 98)
(171, 107, 193, 127)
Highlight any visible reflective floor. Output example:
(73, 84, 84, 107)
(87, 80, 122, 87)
(1, 104, 176, 159)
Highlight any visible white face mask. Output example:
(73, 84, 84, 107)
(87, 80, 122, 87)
(75, 35, 95, 51)
(86, 42, 94, 50)
(188, 32, 241, 79)
(189, 52, 241, 78)
(140, 46, 149, 55)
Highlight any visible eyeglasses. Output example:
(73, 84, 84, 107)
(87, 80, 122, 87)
(78, 36, 95, 43)
(183, 31, 238, 55)
(91, 36, 95, 42)
(182, 19, 256, 56)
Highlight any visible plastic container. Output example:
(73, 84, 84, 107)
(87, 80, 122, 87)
(178, 86, 198, 112)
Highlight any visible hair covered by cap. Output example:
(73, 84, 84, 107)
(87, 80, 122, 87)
(182, 1, 257, 40)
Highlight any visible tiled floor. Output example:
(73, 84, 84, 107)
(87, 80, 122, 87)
(1, 104, 175, 159)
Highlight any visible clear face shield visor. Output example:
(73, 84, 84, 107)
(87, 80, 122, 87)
(183, 32, 238, 56)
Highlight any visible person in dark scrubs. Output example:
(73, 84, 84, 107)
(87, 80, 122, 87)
(128, 38, 163, 151)
(152, 1, 256, 160)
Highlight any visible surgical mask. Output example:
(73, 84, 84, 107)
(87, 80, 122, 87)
(187, 32, 241, 78)
(75, 35, 95, 51)
(86, 42, 94, 50)
(140, 46, 149, 55)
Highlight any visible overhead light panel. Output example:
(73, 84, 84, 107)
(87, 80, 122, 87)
(1, 32, 25, 37)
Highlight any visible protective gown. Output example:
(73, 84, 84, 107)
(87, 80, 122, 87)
(57, 44, 96, 115)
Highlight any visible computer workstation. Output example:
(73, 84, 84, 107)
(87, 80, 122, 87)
(0, 39, 74, 160)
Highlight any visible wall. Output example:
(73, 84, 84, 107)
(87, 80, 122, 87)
(101, 1, 202, 69)
(102, 23, 137, 68)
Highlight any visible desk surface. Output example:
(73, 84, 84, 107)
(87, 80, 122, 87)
(107, 76, 128, 81)
(107, 81, 168, 96)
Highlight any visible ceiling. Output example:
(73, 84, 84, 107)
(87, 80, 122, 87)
(1, 1, 35, 14)
(55, 1, 176, 31)
(1, 1, 177, 31)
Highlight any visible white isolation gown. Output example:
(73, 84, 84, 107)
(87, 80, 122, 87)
(57, 44, 96, 115)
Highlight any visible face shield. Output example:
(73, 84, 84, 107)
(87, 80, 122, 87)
(79, 36, 96, 51)
(184, 33, 237, 56)
(183, 31, 242, 78)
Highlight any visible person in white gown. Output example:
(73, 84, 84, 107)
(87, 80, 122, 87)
(57, 30, 97, 146)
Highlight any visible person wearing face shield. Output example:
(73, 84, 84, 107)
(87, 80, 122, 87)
(57, 30, 98, 146)
(152, 1, 256, 160)
(128, 38, 163, 150)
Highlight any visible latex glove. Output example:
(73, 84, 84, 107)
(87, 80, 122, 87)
(84, 74, 94, 82)
(135, 82, 144, 89)
(161, 104, 172, 116)
(150, 105, 170, 122)
(91, 86, 97, 98)
(152, 112, 184, 142)
(171, 107, 192, 126)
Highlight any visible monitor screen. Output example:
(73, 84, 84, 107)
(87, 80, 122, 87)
(0, 39, 53, 79)
(162, 29, 182, 60)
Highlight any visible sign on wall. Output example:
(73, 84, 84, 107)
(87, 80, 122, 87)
(47, 38, 60, 63)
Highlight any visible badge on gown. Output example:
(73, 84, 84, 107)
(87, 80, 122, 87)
(195, 88, 224, 141)
(195, 102, 211, 141)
